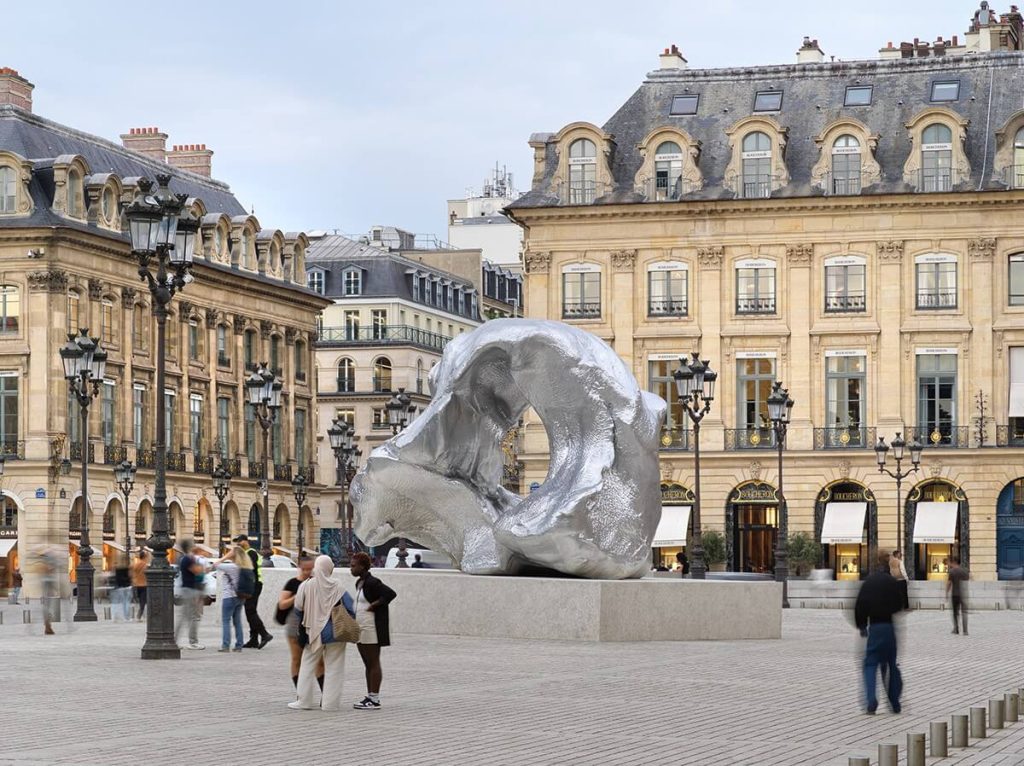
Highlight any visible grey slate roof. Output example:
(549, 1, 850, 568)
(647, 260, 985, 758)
(510, 51, 1024, 208)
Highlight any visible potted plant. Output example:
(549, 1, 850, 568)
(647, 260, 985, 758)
(787, 531, 822, 578)
(699, 529, 728, 572)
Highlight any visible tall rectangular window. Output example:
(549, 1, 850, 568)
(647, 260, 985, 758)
(915, 256, 957, 309)
(67, 292, 79, 335)
(824, 261, 866, 312)
(270, 336, 280, 374)
(133, 309, 147, 351)
(217, 397, 230, 458)
(295, 409, 306, 466)
(245, 404, 256, 463)
(1010, 255, 1024, 306)
(216, 325, 228, 365)
(647, 266, 688, 317)
(67, 389, 80, 447)
(372, 309, 387, 340)
(189, 321, 200, 361)
(244, 330, 256, 369)
(272, 419, 283, 465)
(101, 300, 114, 340)
(164, 391, 176, 451)
(917, 353, 958, 446)
(0, 285, 19, 334)
(562, 269, 601, 319)
(344, 269, 361, 296)
(307, 270, 324, 294)
(101, 380, 116, 447)
(132, 385, 146, 448)
(825, 355, 866, 445)
(189, 395, 203, 455)
(0, 374, 17, 452)
(649, 360, 687, 448)
(344, 310, 360, 341)
(736, 358, 776, 444)
(736, 264, 776, 314)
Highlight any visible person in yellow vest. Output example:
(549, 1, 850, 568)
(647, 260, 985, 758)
(233, 534, 273, 649)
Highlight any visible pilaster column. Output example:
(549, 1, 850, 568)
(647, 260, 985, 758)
(969, 238, 995, 445)
(610, 250, 637, 368)
(697, 246, 725, 450)
(876, 241, 905, 433)
(785, 244, 814, 450)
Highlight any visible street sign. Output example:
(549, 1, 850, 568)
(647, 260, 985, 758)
(529, 482, 541, 493)
(35, 488, 45, 499)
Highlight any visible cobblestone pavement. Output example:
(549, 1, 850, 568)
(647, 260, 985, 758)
(3, 605, 1024, 766)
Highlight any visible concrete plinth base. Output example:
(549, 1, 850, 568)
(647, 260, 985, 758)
(256, 569, 782, 642)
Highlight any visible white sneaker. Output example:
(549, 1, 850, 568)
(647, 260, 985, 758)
(187, 643, 205, 650)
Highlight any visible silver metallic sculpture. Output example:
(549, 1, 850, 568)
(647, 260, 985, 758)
(350, 319, 667, 579)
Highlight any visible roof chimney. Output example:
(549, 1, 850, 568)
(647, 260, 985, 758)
(167, 143, 214, 177)
(0, 68, 34, 112)
(119, 127, 168, 162)
(797, 37, 825, 63)
(659, 44, 688, 70)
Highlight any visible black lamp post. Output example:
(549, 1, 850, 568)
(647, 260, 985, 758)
(328, 418, 361, 565)
(60, 328, 108, 622)
(673, 353, 717, 580)
(246, 364, 282, 552)
(114, 459, 136, 566)
(125, 173, 197, 660)
(291, 473, 309, 558)
(875, 433, 924, 574)
(386, 388, 416, 566)
(767, 381, 795, 608)
(212, 463, 231, 555)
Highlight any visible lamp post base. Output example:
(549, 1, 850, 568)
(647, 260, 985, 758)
(73, 560, 97, 621)
(141, 565, 180, 660)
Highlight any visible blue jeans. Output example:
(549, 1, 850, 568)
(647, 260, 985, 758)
(112, 587, 132, 620)
(221, 597, 244, 649)
(863, 622, 902, 712)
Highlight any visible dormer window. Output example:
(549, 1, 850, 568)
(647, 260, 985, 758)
(66, 171, 82, 218)
(830, 135, 862, 195)
(669, 94, 699, 115)
(753, 90, 783, 112)
(344, 268, 362, 296)
(741, 132, 773, 198)
(930, 81, 960, 103)
(568, 138, 597, 204)
(101, 186, 118, 224)
(654, 141, 685, 200)
(0, 167, 16, 213)
(921, 124, 954, 192)
(307, 270, 324, 295)
(241, 230, 252, 268)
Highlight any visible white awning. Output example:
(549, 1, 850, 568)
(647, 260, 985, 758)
(103, 541, 126, 552)
(653, 505, 691, 547)
(0, 537, 16, 557)
(820, 502, 867, 544)
(913, 502, 959, 543)
(1011, 347, 1024, 417)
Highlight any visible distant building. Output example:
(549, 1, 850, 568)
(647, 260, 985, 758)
(447, 164, 525, 274)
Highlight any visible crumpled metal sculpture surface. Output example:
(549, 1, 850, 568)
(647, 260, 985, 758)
(350, 319, 667, 579)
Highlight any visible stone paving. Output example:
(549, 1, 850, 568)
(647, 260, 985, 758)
(3, 603, 1024, 765)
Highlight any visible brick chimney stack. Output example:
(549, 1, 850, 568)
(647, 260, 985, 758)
(0, 68, 34, 111)
(167, 144, 214, 177)
(119, 127, 168, 162)
(659, 44, 688, 70)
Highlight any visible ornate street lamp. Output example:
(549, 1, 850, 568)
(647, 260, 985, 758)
(673, 352, 717, 580)
(875, 433, 924, 574)
(60, 328, 107, 621)
(767, 381, 795, 608)
(114, 459, 136, 569)
(246, 364, 282, 552)
(291, 473, 309, 558)
(125, 174, 197, 660)
(212, 463, 231, 555)
(328, 418, 360, 565)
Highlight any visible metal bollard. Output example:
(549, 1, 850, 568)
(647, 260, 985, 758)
(990, 698, 1005, 729)
(930, 722, 948, 757)
(906, 733, 925, 766)
(952, 714, 969, 747)
(848, 758, 869, 766)
(1006, 692, 1019, 722)
(971, 706, 987, 738)
(22, 609, 30, 624)
(878, 743, 898, 766)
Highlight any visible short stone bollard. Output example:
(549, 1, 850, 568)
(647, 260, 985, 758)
(990, 698, 1005, 729)
(930, 722, 948, 757)
(878, 743, 898, 766)
(906, 732, 925, 766)
(952, 714, 969, 747)
(22, 609, 30, 624)
(970, 706, 987, 738)
(1006, 692, 1020, 722)
(102, 606, 111, 620)
(848, 757, 869, 766)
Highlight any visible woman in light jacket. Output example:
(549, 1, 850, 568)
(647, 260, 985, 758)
(290, 555, 347, 712)
(215, 545, 249, 652)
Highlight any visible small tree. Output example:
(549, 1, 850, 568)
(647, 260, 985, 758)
(787, 531, 822, 576)
(699, 529, 727, 566)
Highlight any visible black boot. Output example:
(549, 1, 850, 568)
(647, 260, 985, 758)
(292, 675, 299, 688)
(316, 675, 324, 691)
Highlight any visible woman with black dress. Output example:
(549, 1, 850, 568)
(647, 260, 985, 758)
(349, 551, 397, 710)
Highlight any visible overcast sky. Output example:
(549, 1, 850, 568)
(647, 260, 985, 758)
(5, 1, 977, 236)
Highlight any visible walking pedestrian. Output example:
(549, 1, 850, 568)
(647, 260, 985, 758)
(350, 551, 397, 710)
(854, 551, 904, 715)
(174, 539, 205, 650)
(289, 555, 349, 711)
(132, 547, 150, 621)
(410, 553, 424, 568)
(676, 551, 690, 577)
(233, 534, 273, 649)
(947, 555, 969, 635)
(890, 549, 909, 610)
(111, 553, 132, 621)
(39, 547, 58, 636)
(277, 556, 324, 690)
(216, 545, 249, 652)
(11, 566, 21, 604)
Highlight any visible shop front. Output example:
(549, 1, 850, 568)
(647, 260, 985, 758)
(726, 481, 778, 573)
(652, 482, 693, 570)
(814, 482, 875, 581)
(0, 493, 17, 593)
(907, 479, 968, 580)
(996, 479, 1024, 580)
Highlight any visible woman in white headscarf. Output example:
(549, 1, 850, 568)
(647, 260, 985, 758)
(288, 555, 347, 711)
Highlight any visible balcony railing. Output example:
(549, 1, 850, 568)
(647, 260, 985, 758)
(814, 426, 875, 450)
(636, 177, 697, 202)
(270, 365, 283, 377)
(196, 454, 216, 474)
(916, 168, 958, 193)
(997, 425, 1024, 447)
(317, 324, 451, 353)
(725, 427, 777, 450)
(907, 426, 971, 449)
(562, 301, 601, 320)
(244, 361, 258, 372)
(659, 427, 691, 451)
(736, 296, 776, 314)
(70, 442, 95, 463)
(296, 370, 306, 383)
(336, 378, 354, 393)
(297, 465, 315, 483)
(916, 289, 957, 310)
(103, 444, 127, 465)
(735, 175, 779, 199)
(274, 464, 293, 482)
(0, 440, 24, 460)
(648, 299, 688, 317)
(166, 451, 186, 472)
(555, 181, 609, 206)
(823, 171, 862, 196)
(1003, 165, 1024, 188)
(137, 448, 155, 469)
(824, 293, 866, 312)
(372, 376, 392, 393)
(249, 461, 265, 480)
(217, 353, 231, 368)
(223, 458, 241, 477)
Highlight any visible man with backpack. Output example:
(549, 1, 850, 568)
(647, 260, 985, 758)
(233, 534, 273, 649)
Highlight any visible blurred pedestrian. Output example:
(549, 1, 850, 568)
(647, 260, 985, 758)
(261, 548, 275, 568)
(289, 555, 348, 711)
(350, 551, 397, 710)
(890, 549, 909, 610)
(216, 545, 249, 652)
(947, 555, 969, 635)
(277, 556, 324, 690)
(855, 551, 904, 715)
(132, 547, 150, 621)
(676, 551, 690, 577)
(111, 553, 132, 621)
(39, 547, 58, 636)
(233, 534, 273, 649)
(410, 553, 424, 568)
(174, 539, 205, 650)
(11, 566, 21, 604)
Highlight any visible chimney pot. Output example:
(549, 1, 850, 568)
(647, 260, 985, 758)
(887, 41, 893, 47)
(0, 67, 34, 112)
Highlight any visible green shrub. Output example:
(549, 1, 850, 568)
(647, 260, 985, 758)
(787, 531, 822, 576)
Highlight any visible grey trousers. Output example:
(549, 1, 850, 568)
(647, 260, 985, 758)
(175, 588, 203, 644)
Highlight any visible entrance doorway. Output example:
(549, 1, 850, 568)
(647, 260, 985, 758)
(997, 479, 1024, 580)
(727, 481, 778, 573)
(906, 479, 968, 580)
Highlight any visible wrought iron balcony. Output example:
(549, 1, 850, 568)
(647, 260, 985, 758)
(296, 465, 315, 483)
(248, 461, 265, 480)
(562, 300, 601, 320)
(824, 293, 866, 312)
(648, 299, 688, 318)
(137, 448, 155, 469)
(295, 370, 306, 383)
(317, 324, 451, 353)
(916, 289, 957, 310)
(725, 427, 777, 450)
(70, 442, 94, 463)
(916, 168, 958, 193)
(658, 426, 692, 451)
(166, 451, 186, 472)
(223, 458, 241, 477)
(997, 425, 1024, 447)
(814, 426, 875, 450)
(735, 175, 779, 199)
(196, 454, 216, 474)
(1003, 165, 1024, 189)
(372, 376, 392, 393)
(636, 177, 697, 202)
(336, 378, 355, 393)
(555, 180, 609, 206)
(823, 171, 862, 196)
(906, 426, 971, 449)
(217, 352, 231, 368)
(274, 464, 293, 482)
(103, 444, 127, 465)
(244, 361, 258, 372)
(0, 440, 24, 460)
(736, 296, 776, 314)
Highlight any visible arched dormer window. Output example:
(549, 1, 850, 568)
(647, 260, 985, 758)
(654, 142, 683, 200)
(724, 117, 789, 199)
(1014, 128, 1024, 188)
(830, 135, 861, 195)
(811, 118, 880, 195)
(373, 357, 392, 392)
(635, 127, 703, 199)
(101, 185, 118, 225)
(337, 358, 355, 392)
(741, 132, 772, 198)
(921, 124, 953, 192)
(568, 138, 597, 204)
(0, 167, 16, 213)
(241, 229, 253, 269)
(66, 170, 83, 218)
(550, 122, 615, 206)
(0, 152, 32, 217)
(903, 108, 969, 192)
